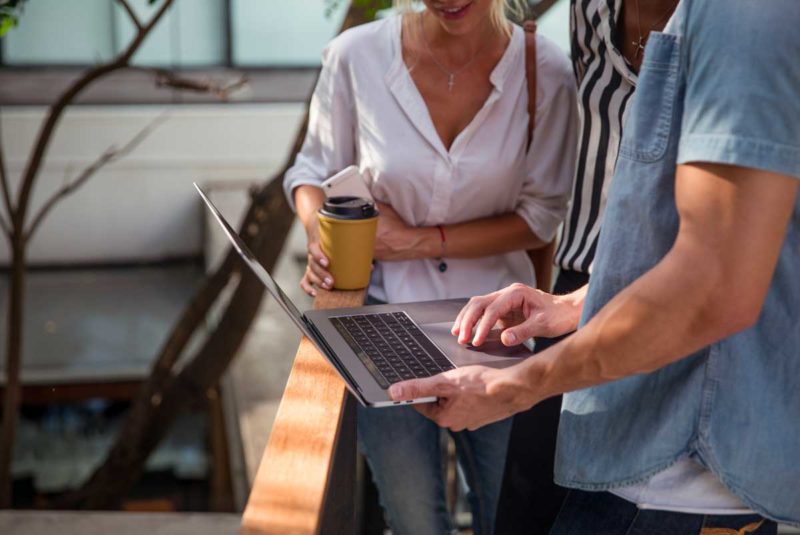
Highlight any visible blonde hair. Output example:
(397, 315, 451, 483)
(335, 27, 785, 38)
(393, 0, 527, 37)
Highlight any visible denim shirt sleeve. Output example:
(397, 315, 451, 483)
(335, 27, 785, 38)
(677, 0, 800, 180)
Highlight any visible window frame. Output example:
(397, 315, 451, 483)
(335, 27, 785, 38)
(0, 0, 330, 105)
(0, 0, 339, 70)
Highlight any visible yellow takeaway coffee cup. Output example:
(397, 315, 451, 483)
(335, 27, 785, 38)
(317, 196, 379, 290)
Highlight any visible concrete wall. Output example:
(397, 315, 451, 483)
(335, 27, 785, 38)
(0, 104, 305, 266)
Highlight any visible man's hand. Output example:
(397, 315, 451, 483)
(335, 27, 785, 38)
(452, 283, 586, 347)
(388, 365, 535, 431)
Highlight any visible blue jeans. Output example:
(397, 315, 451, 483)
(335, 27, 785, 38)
(495, 269, 590, 535)
(358, 403, 512, 535)
(550, 490, 777, 535)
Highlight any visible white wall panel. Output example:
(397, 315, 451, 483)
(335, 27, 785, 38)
(0, 104, 306, 265)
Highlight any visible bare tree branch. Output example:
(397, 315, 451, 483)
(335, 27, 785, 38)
(129, 67, 248, 100)
(0, 110, 14, 236)
(0, 212, 9, 238)
(156, 72, 248, 100)
(14, 0, 176, 232)
(118, 0, 176, 65)
(58, 0, 377, 509)
(116, 0, 143, 30)
(25, 114, 169, 241)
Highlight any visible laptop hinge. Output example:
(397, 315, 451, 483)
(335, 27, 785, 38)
(303, 316, 367, 406)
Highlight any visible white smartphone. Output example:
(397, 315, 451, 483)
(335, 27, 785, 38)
(321, 165, 373, 201)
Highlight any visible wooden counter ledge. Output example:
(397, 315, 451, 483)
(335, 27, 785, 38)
(241, 288, 366, 535)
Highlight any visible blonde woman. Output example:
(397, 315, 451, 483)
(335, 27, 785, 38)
(283, 1, 577, 533)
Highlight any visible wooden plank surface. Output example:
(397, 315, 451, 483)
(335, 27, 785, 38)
(241, 288, 366, 535)
(0, 511, 241, 535)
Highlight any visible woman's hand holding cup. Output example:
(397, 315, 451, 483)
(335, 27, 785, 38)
(301, 197, 420, 295)
(300, 216, 334, 297)
(315, 196, 380, 291)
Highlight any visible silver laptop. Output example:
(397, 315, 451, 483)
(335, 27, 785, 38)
(196, 184, 534, 407)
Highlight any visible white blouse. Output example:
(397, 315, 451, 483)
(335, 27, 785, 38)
(284, 16, 578, 303)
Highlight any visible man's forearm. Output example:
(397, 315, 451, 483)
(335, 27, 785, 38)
(509, 241, 740, 409)
(505, 163, 797, 409)
(552, 284, 588, 335)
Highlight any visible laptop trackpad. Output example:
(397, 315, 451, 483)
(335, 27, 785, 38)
(419, 322, 534, 369)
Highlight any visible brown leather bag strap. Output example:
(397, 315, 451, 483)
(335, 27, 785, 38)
(524, 20, 538, 152)
(523, 20, 554, 292)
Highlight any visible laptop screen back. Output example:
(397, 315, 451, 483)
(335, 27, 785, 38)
(194, 184, 309, 337)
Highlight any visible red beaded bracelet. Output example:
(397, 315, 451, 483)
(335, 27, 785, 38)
(436, 225, 447, 273)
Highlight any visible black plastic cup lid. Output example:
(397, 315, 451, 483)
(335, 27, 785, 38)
(319, 196, 378, 220)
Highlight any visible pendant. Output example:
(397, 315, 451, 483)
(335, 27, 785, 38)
(633, 36, 646, 59)
(438, 260, 448, 273)
(447, 74, 454, 92)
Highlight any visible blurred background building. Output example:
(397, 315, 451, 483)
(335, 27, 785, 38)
(1, 0, 364, 515)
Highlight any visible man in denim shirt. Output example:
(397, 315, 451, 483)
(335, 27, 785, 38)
(390, 0, 800, 531)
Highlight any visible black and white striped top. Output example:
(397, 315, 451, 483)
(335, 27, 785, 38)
(556, 0, 637, 273)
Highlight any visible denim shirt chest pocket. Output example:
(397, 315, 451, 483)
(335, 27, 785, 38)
(619, 33, 682, 163)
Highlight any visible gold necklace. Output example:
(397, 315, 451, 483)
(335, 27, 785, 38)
(419, 14, 492, 92)
(632, 0, 678, 59)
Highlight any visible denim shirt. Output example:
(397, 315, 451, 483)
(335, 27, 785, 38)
(554, 0, 800, 525)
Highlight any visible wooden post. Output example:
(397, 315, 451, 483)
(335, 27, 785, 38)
(241, 288, 366, 535)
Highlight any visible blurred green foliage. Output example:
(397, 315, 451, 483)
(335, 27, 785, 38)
(324, 0, 394, 20)
(0, 0, 160, 37)
(1, 1, 398, 39)
(0, 0, 27, 37)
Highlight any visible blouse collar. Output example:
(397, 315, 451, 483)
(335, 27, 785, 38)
(383, 15, 522, 160)
(385, 15, 523, 94)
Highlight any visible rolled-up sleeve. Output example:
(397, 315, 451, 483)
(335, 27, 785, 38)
(677, 0, 800, 180)
(283, 40, 357, 211)
(515, 49, 579, 243)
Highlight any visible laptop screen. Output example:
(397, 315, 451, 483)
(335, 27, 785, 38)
(194, 184, 310, 337)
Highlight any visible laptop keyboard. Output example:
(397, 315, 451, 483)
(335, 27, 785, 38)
(330, 312, 455, 389)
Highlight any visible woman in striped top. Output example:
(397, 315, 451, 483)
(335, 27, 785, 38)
(493, 0, 678, 533)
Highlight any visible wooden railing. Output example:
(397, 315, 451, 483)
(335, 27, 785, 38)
(241, 288, 366, 535)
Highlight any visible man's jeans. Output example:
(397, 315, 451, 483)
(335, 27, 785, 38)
(495, 269, 590, 535)
(550, 490, 777, 535)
